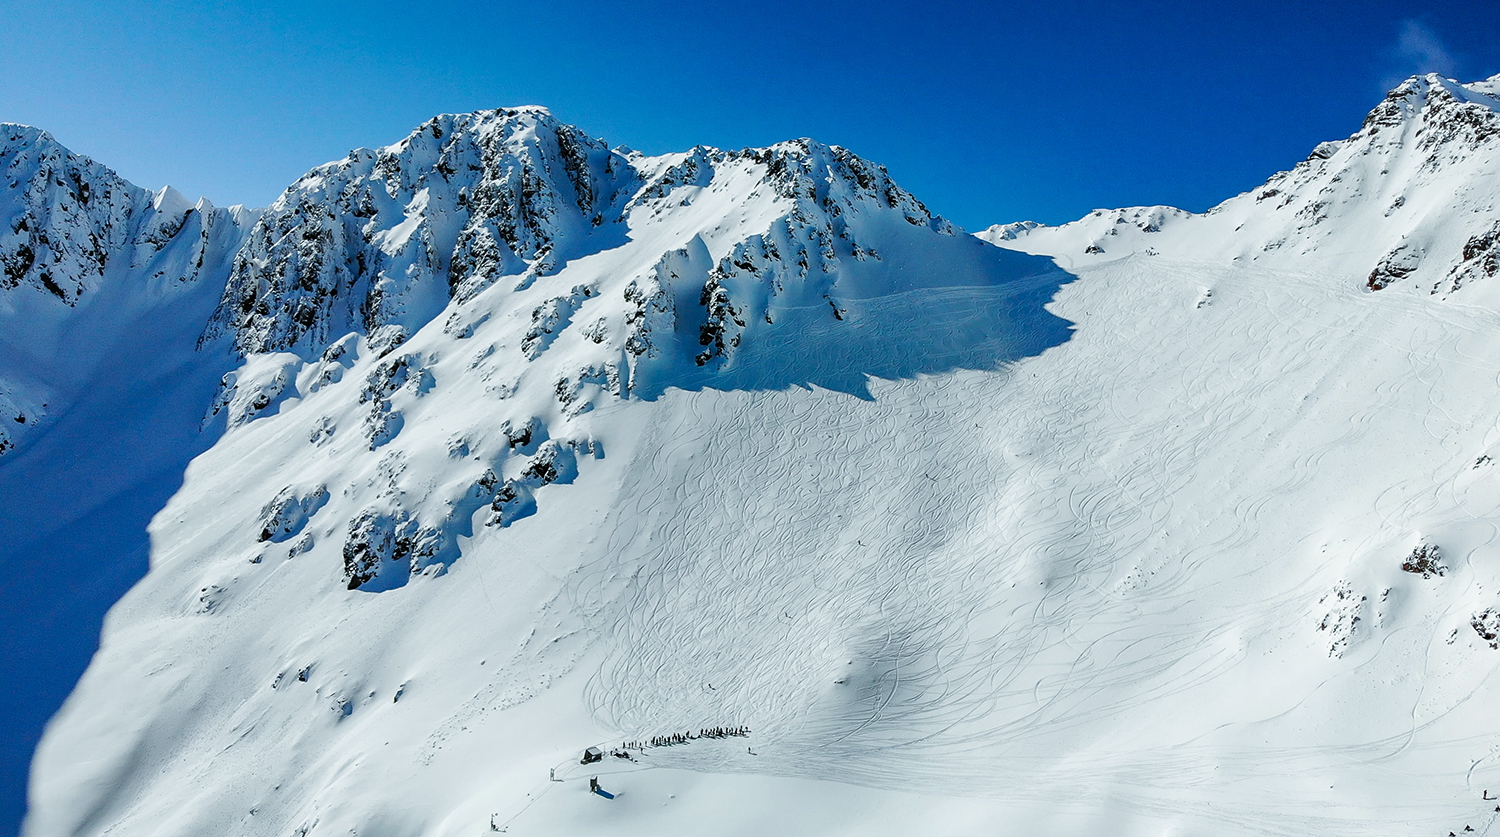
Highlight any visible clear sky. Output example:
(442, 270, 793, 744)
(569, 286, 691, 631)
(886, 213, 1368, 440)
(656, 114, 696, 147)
(1, 1, 1496, 230)
(1, 2, 1497, 226)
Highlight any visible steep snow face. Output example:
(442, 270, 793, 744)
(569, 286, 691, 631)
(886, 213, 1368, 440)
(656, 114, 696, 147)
(982, 73, 1500, 295)
(182, 107, 1063, 596)
(0, 126, 258, 833)
(0, 123, 255, 457)
(182, 109, 1066, 597)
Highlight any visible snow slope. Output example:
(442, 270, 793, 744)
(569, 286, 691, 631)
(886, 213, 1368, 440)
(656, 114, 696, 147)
(16, 73, 1500, 837)
(0, 124, 255, 832)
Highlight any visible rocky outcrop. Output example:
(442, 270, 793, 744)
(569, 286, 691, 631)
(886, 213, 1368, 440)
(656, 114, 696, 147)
(203, 108, 638, 356)
(1437, 220, 1500, 293)
(258, 485, 330, 543)
(1368, 243, 1422, 291)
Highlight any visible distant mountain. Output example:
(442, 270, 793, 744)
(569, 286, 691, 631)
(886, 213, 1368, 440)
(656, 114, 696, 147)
(0, 124, 254, 456)
(0, 124, 244, 305)
(981, 72, 1500, 294)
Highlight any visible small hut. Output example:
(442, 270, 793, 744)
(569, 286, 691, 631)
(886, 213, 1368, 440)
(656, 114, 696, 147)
(580, 746, 603, 765)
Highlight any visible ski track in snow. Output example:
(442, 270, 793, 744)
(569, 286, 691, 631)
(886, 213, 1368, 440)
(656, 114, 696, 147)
(537, 257, 1500, 835)
(28, 251, 1500, 837)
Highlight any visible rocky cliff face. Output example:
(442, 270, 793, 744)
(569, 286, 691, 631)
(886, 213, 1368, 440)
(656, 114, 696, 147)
(202, 108, 633, 356)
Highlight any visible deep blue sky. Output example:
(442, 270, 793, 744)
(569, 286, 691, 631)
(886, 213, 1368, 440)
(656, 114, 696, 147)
(1, 1, 1497, 229)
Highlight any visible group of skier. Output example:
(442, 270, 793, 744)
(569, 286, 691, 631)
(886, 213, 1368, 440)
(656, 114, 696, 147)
(623, 725, 750, 750)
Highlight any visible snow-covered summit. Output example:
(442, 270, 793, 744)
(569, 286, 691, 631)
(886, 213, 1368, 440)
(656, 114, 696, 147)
(0, 124, 251, 305)
(983, 73, 1500, 295)
(185, 107, 1061, 594)
(1, 123, 140, 304)
(0, 125, 255, 458)
(184, 105, 1044, 595)
(204, 107, 961, 361)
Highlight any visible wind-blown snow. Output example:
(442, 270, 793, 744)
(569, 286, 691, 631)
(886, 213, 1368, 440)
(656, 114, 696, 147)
(10, 73, 1500, 837)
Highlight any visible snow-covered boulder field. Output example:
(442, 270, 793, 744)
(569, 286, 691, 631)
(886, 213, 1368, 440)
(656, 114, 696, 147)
(8, 73, 1500, 837)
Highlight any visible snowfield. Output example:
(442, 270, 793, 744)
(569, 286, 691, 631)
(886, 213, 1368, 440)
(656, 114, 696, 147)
(7, 73, 1500, 836)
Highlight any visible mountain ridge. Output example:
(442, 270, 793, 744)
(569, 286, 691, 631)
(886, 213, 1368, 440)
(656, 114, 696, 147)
(980, 72, 1500, 298)
(8, 73, 1500, 837)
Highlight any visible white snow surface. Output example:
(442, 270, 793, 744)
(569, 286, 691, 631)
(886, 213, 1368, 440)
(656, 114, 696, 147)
(14, 74, 1500, 837)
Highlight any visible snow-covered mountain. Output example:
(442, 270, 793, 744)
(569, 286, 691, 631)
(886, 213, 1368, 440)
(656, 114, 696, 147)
(0, 124, 258, 833)
(0, 123, 255, 456)
(11, 72, 1500, 837)
(172, 106, 1063, 594)
(981, 73, 1500, 295)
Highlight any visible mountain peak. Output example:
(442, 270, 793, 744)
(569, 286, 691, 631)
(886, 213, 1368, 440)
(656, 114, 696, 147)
(0, 125, 155, 303)
(989, 70, 1500, 297)
(1, 122, 55, 149)
(205, 111, 958, 359)
(208, 108, 628, 354)
(1360, 72, 1500, 135)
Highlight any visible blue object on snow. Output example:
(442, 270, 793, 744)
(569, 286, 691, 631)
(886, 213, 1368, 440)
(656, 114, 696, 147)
(594, 788, 615, 799)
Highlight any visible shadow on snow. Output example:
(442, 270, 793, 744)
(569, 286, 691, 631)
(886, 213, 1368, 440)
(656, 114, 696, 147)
(629, 240, 1077, 402)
